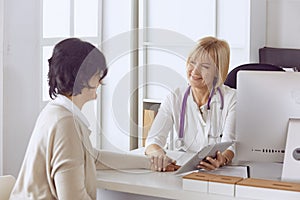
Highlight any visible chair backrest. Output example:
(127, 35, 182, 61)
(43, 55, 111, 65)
(0, 175, 16, 200)
(259, 47, 300, 71)
(224, 63, 285, 89)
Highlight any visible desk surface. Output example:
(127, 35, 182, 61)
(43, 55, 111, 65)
(96, 162, 283, 200)
(97, 169, 239, 200)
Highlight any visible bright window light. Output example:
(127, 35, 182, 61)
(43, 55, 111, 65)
(74, 0, 98, 37)
(43, 0, 70, 38)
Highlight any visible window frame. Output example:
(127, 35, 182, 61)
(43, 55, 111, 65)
(40, 0, 103, 148)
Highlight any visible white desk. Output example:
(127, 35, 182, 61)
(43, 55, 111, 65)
(96, 163, 283, 200)
(97, 169, 240, 200)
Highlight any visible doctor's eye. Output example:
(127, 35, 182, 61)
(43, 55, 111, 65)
(188, 61, 197, 68)
(200, 64, 210, 69)
(189, 60, 196, 65)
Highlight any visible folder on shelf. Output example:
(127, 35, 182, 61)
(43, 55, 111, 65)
(142, 109, 157, 147)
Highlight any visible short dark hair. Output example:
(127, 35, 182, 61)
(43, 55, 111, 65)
(48, 38, 107, 99)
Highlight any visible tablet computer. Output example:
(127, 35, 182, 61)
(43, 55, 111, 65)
(175, 141, 234, 175)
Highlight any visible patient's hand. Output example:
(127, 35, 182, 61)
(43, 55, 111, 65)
(145, 144, 179, 172)
(149, 154, 180, 172)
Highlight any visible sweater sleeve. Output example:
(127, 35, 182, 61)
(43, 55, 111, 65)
(94, 149, 151, 170)
(50, 117, 93, 200)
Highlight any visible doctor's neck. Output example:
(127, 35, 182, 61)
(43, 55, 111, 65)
(191, 87, 210, 107)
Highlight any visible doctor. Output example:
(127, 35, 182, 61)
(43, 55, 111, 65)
(145, 36, 236, 171)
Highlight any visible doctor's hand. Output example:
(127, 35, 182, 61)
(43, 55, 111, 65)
(197, 150, 233, 171)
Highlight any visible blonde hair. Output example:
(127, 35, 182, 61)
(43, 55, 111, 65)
(187, 36, 230, 87)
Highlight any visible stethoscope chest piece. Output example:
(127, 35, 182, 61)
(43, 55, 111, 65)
(175, 138, 184, 149)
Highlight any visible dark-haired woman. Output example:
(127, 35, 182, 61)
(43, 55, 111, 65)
(10, 38, 176, 200)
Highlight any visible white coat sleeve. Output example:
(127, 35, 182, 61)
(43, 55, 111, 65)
(221, 89, 237, 153)
(145, 93, 174, 149)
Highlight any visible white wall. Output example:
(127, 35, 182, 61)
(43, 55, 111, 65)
(0, 0, 4, 175)
(3, 0, 40, 177)
(101, 0, 134, 151)
(144, 0, 215, 100)
(266, 0, 300, 48)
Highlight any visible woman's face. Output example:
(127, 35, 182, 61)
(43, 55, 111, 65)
(82, 72, 103, 101)
(186, 56, 217, 90)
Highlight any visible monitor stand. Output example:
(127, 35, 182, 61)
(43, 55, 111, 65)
(282, 118, 300, 183)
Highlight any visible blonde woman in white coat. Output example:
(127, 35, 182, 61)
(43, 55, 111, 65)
(145, 36, 236, 172)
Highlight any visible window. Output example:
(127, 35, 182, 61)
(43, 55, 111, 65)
(41, 0, 101, 101)
(41, 0, 102, 148)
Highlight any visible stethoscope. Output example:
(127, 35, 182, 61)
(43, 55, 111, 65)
(175, 85, 224, 149)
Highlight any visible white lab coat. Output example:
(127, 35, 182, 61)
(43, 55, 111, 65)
(145, 84, 236, 153)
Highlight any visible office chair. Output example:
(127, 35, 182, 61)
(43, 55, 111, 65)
(0, 175, 16, 200)
(224, 63, 285, 89)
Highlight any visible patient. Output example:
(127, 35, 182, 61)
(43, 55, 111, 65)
(10, 38, 177, 200)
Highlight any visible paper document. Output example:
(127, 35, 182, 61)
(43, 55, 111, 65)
(201, 165, 250, 178)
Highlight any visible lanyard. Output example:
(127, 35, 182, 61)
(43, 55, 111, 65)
(176, 86, 224, 149)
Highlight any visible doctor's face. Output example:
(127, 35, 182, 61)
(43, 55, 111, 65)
(186, 56, 217, 90)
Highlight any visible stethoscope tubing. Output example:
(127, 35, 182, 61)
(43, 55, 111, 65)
(177, 86, 224, 147)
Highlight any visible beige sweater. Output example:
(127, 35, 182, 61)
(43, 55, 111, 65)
(10, 101, 151, 200)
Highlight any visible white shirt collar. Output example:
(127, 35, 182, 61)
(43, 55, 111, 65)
(51, 94, 91, 129)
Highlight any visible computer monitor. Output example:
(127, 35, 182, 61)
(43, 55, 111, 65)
(236, 71, 300, 162)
